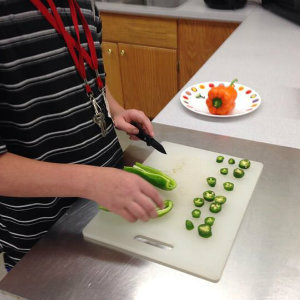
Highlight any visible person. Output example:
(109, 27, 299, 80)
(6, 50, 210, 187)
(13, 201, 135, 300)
(0, 0, 163, 271)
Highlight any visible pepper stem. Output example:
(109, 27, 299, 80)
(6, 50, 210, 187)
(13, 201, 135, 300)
(229, 78, 238, 86)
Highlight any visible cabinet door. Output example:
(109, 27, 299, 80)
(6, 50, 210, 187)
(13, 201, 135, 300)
(178, 20, 239, 88)
(118, 43, 177, 119)
(102, 41, 124, 107)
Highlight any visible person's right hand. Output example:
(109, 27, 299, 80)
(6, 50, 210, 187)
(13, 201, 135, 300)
(85, 167, 164, 222)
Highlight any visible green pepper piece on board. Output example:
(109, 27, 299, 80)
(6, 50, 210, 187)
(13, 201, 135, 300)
(193, 197, 205, 207)
(220, 168, 228, 175)
(124, 162, 177, 191)
(228, 158, 235, 164)
(98, 205, 110, 212)
(233, 168, 245, 178)
(192, 209, 201, 218)
(216, 156, 224, 163)
(209, 202, 222, 213)
(203, 190, 215, 202)
(239, 159, 251, 169)
(204, 217, 215, 226)
(156, 200, 174, 217)
(206, 177, 216, 187)
(185, 220, 194, 230)
(214, 195, 227, 204)
(198, 224, 212, 238)
(223, 182, 234, 191)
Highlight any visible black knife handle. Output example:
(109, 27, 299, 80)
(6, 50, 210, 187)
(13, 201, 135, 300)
(131, 122, 152, 145)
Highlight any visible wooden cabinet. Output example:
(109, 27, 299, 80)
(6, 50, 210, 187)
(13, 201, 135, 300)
(178, 19, 239, 88)
(100, 12, 239, 118)
(101, 13, 177, 119)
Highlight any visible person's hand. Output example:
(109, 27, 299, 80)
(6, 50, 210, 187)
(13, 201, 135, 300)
(113, 109, 154, 141)
(86, 167, 164, 222)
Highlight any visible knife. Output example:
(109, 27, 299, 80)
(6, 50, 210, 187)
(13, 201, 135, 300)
(132, 122, 167, 154)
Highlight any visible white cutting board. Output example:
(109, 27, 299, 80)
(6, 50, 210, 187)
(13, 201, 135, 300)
(83, 141, 263, 282)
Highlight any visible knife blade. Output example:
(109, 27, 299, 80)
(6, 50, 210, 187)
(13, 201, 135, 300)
(132, 122, 167, 154)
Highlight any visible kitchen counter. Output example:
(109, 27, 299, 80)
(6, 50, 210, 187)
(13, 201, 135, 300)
(154, 7, 300, 149)
(0, 124, 299, 300)
(96, 0, 257, 22)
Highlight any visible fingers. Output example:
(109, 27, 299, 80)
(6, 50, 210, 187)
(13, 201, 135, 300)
(140, 181, 164, 209)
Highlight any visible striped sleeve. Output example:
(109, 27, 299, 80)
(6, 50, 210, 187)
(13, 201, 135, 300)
(0, 136, 7, 154)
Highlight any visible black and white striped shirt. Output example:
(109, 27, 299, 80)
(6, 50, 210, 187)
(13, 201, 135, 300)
(0, 0, 123, 270)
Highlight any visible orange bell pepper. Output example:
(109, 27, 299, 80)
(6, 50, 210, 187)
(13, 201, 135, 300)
(206, 79, 238, 115)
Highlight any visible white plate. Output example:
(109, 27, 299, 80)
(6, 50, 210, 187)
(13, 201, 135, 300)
(180, 81, 262, 118)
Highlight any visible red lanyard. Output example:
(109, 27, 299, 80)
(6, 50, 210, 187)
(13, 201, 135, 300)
(29, 0, 104, 94)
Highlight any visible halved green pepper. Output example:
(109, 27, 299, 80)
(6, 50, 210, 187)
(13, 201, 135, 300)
(205, 217, 215, 226)
(206, 177, 216, 187)
(220, 168, 228, 175)
(239, 159, 251, 169)
(185, 220, 194, 230)
(192, 209, 201, 218)
(193, 197, 204, 207)
(214, 195, 227, 204)
(203, 190, 215, 202)
(156, 200, 174, 217)
(209, 202, 222, 213)
(233, 168, 245, 178)
(228, 158, 235, 165)
(198, 224, 212, 238)
(223, 182, 234, 191)
(124, 162, 177, 191)
(216, 156, 224, 163)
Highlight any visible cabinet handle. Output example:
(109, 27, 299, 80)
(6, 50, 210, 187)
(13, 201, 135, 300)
(107, 48, 112, 54)
(120, 49, 125, 56)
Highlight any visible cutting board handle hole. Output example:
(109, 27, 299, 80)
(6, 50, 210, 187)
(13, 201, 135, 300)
(134, 235, 173, 250)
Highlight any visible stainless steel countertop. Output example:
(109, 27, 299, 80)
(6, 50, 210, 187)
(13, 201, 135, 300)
(0, 124, 299, 300)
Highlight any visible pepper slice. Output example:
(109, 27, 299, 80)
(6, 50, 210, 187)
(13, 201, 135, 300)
(233, 168, 245, 178)
(124, 162, 177, 191)
(98, 205, 110, 212)
(214, 195, 227, 204)
(206, 177, 216, 187)
(220, 168, 228, 175)
(192, 209, 201, 218)
(156, 200, 174, 217)
(216, 156, 224, 163)
(209, 202, 222, 213)
(205, 217, 215, 226)
(193, 197, 204, 207)
(198, 224, 212, 238)
(239, 159, 251, 169)
(228, 158, 235, 165)
(185, 220, 194, 230)
(223, 182, 234, 191)
(203, 190, 215, 202)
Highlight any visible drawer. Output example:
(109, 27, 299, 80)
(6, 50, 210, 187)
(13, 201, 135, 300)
(101, 13, 177, 49)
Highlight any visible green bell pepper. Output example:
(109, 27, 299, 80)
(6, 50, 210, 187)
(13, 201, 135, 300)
(204, 217, 215, 226)
(214, 195, 227, 204)
(216, 155, 224, 163)
(203, 190, 215, 202)
(233, 168, 245, 178)
(156, 200, 174, 217)
(192, 209, 201, 218)
(239, 159, 251, 169)
(220, 168, 228, 175)
(185, 220, 194, 230)
(209, 202, 222, 213)
(193, 197, 204, 207)
(206, 177, 216, 187)
(124, 162, 177, 191)
(223, 182, 234, 191)
(198, 224, 212, 238)
(228, 158, 235, 164)
(98, 205, 110, 212)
